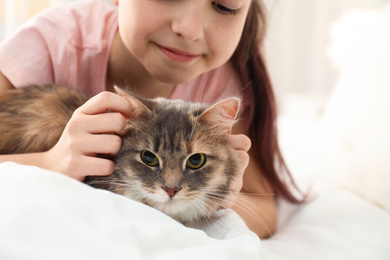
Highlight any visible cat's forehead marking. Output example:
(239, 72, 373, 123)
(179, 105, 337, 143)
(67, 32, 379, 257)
(153, 110, 193, 154)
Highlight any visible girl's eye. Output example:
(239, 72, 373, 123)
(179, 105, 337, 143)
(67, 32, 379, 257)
(212, 2, 239, 15)
(141, 150, 159, 167)
(187, 153, 206, 169)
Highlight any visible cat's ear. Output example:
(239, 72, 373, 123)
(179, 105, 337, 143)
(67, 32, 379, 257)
(198, 97, 240, 136)
(114, 86, 151, 119)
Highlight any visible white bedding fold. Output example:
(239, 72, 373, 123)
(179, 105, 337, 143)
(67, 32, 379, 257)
(0, 162, 261, 260)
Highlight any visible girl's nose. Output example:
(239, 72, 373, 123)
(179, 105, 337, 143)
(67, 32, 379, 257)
(171, 5, 205, 42)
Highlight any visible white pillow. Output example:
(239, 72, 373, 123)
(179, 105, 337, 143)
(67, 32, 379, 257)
(0, 162, 261, 259)
(333, 123, 390, 211)
(316, 3, 390, 211)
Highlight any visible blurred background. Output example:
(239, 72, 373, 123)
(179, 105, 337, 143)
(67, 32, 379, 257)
(262, 0, 388, 120)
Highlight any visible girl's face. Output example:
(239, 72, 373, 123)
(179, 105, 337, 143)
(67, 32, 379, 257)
(112, 0, 251, 84)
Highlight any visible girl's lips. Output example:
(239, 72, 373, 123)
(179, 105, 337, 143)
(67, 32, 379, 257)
(157, 44, 199, 63)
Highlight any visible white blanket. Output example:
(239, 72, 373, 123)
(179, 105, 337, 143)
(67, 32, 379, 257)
(0, 162, 261, 260)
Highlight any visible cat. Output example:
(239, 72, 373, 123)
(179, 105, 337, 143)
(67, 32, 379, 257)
(0, 85, 240, 224)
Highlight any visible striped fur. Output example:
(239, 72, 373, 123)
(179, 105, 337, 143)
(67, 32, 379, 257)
(0, 85, 240, 225)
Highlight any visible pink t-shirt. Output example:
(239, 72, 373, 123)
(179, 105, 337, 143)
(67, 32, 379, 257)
(0, 0, 249, 108)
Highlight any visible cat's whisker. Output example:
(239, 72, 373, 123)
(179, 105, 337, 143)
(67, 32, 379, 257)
(97, 179, 131, 187)
(206, 189, 271, 218)
(236, 191, 276, 197)
(231, 192, 275, 223)
(107, 181, 136, 188)
(188, 196, 224, 227)
(229, 198, 272, 237)
(204, 192, 260, 230)
(200, 190, 273, 237)
(233, 202, 272, 237)
(233, 196, 271, 220)
(190, 195, 234, 230)
(134, 193, 147, 202)
(203, 188, 276, 197)
(188, 198, 206, 223)
(194, 193, 224, 214)
(203, 195, 227, 212)
(109, 183, 138, 194)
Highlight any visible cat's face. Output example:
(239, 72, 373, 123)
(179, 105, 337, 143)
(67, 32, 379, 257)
(105, 89, 240, 224)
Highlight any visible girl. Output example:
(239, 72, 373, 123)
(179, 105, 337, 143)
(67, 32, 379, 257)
(0, 0, 301, 238)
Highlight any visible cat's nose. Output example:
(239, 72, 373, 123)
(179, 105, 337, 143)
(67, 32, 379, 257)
(162, 186, 182, 198)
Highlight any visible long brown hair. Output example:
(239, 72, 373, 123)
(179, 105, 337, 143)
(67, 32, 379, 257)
(231, 0, 302, 203)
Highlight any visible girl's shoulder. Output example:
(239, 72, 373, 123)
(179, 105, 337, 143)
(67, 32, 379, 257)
(0, 0, 118, 91)
(33, 0, 118, 49)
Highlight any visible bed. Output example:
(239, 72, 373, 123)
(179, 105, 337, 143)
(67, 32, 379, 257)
(1, 4, 390, 260)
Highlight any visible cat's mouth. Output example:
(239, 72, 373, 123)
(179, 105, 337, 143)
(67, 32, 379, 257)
(143, 191, 194, 209)
(143, 195, 188, 212)
(131, 190, 214, 223)
(148, 193, 184, 205)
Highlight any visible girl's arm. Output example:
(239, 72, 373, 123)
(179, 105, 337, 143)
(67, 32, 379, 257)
(0, 72, 132, 180)
(0, 71, 14, 94)
(227, 114, 277, 239)
(235, 148, 277, 238)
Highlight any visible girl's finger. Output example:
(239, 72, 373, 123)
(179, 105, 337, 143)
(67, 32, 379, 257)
(83, 113, 127, 134)
(227, 134, 251, 152)
(78, 91, 132, 118)
(236, 150, 250, 170)
(71, 156, 115, 181)
(77, 134, 122, 156)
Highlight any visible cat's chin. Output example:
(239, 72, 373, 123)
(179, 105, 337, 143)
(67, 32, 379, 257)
(120, 184, 224, 224)
(149, 198, 193, 216)
(144, 197, 212, 225)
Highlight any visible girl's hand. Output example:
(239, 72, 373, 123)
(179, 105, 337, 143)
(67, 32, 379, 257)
(224, 134, 251, 208)
(43, 91, 132, 181)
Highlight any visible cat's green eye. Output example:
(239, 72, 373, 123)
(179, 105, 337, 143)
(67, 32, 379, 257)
(186, 153, 206, 169)
(141, 150, 159, 167)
